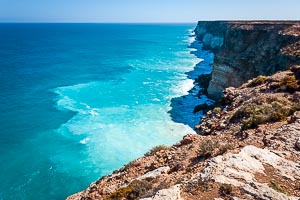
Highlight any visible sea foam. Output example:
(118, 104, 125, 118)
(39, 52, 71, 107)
(51, 31, 200, 176)
(0, 23, 207, 200)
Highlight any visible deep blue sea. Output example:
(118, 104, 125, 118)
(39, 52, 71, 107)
(0, 23, 213, 199)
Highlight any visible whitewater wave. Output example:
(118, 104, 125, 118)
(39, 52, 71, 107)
(50, 30, 203, 177)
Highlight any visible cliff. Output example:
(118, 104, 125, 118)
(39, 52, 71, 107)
(67, 66, 300, 200)
(67, 22, 300, 200)
(194, 21, 300, 99)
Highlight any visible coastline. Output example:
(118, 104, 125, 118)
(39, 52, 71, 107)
(68, 65, 300, 200)
(0, 24, 205, 200)
(169, 30, 215, 128)
(67, 21, 300, 200)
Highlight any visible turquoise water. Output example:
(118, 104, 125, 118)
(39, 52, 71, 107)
(0, 24, 211, 199)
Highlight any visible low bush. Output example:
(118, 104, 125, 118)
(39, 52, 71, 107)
(105, 179, 152, 200)
(271, 75, 300, 93)
(198, 140, 219, 158)
(145, 145, 168, 156)
(246, 75, 267, 87)
(212, 107, 222, 114)
(216, 144, 233, 156)
(184, 178, 210, 194)
(278, 75, 299, 93)
(219, 184, 232, 196)
(230, 95, 300, 130)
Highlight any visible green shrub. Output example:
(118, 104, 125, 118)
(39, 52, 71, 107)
(212, 107, 222, 114)
(246, 75, 267, 87)
(198, 140, 218, 158)
(278, 75, 300, 93)
(231, 95, 300, 130)
(105, 179, 152, 200)
(271, 75, 300, 93)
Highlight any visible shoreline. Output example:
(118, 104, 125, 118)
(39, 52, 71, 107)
(168, 30, 215, 129)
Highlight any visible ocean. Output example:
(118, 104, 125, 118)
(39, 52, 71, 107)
(0, 23, 213, 199)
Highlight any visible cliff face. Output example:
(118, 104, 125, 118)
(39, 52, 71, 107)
(195, 21, 300, 99)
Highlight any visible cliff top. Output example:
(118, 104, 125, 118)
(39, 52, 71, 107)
(197, 20, 300, 35)
(196, 21, 300, 57)
(68, 66, 300, 200)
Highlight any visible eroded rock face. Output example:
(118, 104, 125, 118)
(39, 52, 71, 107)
(195, 21, 300, 99)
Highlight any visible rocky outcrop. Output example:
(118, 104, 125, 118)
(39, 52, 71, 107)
(201, 145, 300, 200)
(195, 21, 300, 99)
(67, 68, 300, 200)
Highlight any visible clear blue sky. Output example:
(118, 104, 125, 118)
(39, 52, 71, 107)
(1, 0, 300, 22)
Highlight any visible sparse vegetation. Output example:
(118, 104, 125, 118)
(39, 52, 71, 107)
(104, 179, 152, 200)
(269, 181, 285, 194)
(219, 184, 232, 196)
(246, 75, 267, 87)
(279, 75, 299, 93)
(230, 95, 300, 130)
(169, 162, 184, 173)
(141, 180, 171, 199)
(153, 180, 171, 192)
(217, 144, 233, 155)
(121, 159, 140, 172)
(145, 145, 168, 156)
(271, 75, 300, 93)
(212, 107, 222, 114)
(184, 178, 210, 194)
(198, 140, 219, 158)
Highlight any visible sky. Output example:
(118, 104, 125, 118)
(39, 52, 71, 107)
(0, 0, 300, 22)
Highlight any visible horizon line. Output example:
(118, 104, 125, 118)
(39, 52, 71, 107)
(0, 21, 197, 24)
(1, 19, 299, 24)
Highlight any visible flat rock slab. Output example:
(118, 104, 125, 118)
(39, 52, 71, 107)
(141, 185, 183, 200)
(201, 145, 300, 200)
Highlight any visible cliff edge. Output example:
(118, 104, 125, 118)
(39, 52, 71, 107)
(195, 21, 300, 99)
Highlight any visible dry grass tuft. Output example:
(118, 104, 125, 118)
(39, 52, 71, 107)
(145, 145, 168, 156)
(104, 179, 153, 200)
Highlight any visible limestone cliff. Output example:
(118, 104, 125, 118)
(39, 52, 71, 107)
(194, 21, 300, 99)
